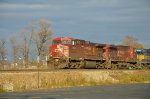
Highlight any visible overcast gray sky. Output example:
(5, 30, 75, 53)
(0, 0, 150, 48)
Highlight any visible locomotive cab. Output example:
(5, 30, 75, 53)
(136, 49, 150, 62)
(49, 37, 74, 68)
(135, 49, 150, 69)
(50, 37, 72, 58)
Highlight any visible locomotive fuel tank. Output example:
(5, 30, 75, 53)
(84, 60, 97, 68)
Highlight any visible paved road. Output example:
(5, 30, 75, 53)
(0, 83, 150, 99)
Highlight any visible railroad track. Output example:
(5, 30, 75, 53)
(0, 69, 59, 73)
(0, 69, 141, 73)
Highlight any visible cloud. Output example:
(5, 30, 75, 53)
(0, 3, 48, 10)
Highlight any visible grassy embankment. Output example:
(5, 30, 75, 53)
(0, 70, 150, 92)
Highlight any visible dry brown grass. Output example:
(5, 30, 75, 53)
(0, 70, 150, 92)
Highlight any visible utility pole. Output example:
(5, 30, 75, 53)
(46, 56, 48, 69)
(37, 56, 40, 88)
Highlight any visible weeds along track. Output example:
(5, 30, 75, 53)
(0, 69, 150, 92)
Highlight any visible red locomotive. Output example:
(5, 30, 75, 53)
(49, 37, 149, 69)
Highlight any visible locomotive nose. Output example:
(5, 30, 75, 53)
(50, 44, 65, 58)
(50, 45, 60, 58)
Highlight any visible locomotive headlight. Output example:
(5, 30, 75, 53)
(55, 59, 59, 62)
(59, 46, 63, 50)
(57, 45, 63, 51)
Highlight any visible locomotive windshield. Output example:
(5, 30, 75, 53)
(53, 40, 61, 44)
(53, 40, 71, 45)
(136, 49, 150, 56)
(62, 40, 71, 44)
(136, 49, 143, 55)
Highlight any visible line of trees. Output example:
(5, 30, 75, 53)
(0, 19, 53, 69)
(121, 36, 144, 48)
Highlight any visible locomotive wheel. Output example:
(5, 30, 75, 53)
(111, 64, 118, 70)
(69, 61, 84, 69)
(69, 62, 76, 69)
(53, 60, 69, 69)
(53, 61, 59, 69)
(96, 65, 100, 69)
(96, 65, 101, 69)
(96, 63, 105, 69)
(117, 63, 128, 69)
(104, 62, 111, 69)
(127, 64, 137, 70)
(132, 64, 137, 69)
(76, 61, 85, 69)
(75, 63, 82, 69)
(141, 64, 148, 69)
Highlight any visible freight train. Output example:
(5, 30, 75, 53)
(49, 37, 150, 69)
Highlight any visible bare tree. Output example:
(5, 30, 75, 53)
(19, 29, 33, 67)
(122, 35, 144, 48)
(31, 19, 53, 64)
(0, 39, 6, 69)
(9, 35, 19, 66)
